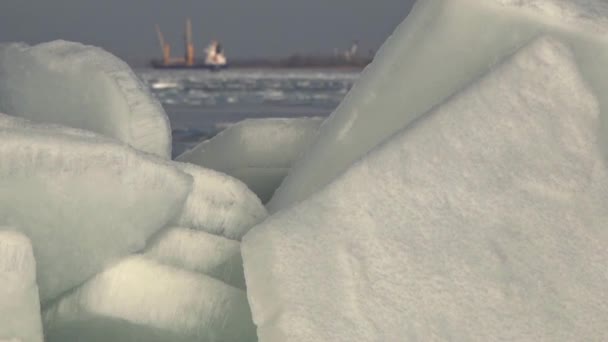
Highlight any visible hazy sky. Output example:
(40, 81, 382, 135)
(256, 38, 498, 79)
(0, 0, 414, 63)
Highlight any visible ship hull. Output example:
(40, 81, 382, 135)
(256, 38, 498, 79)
(150, 60, 228, 71)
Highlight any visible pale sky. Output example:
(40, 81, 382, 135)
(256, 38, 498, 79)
(0, 0, 414, 63)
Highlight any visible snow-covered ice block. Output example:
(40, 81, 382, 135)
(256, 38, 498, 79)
(0, 125, 192, 303)
(173, 162, 267, 240)
(177, 118, 323, 173)
(0, 113, 99, 140)
(243, 37, 608, 341)
(43, 256, 256, 342)
(0, 41, 171, 158)
(0, 230, 43, 342)
(267, 0, 608, 212)
(143, 227, 245, 289)
(178, 117, 323, 203)
(228, 168, 293, 204)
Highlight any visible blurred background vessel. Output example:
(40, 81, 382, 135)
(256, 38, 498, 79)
(150, 19, 372, 70)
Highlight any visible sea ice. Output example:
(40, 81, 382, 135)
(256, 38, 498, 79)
(242, 37, 608, 341)
(0, 122, 192, 303)
(143, 227, 246, 289)
(0, 113, 98, 139)
(177, 117, 323, 202)
(0, 230, 43, 342)
(267, 0, 608, 212)
(0, 40, 171, 158)
(173, 162, 267, 240)
(43, 256, 256, 342)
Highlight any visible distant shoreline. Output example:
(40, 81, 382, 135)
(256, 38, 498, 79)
(142, 56, 372, 71)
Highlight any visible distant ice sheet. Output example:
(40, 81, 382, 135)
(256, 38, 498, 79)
(243, 37, 608, 341)
(0, 41, 172, 158)
(140, 69, 357, 109)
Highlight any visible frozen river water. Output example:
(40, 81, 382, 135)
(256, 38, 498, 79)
(136, 68, 359, 157)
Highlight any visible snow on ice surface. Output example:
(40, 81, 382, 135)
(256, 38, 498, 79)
(0, 113, 99, 140)
(177, 117, 323, 203)
(0, 41, 172, 158)
(0, 114, 264, 240)
(143, 227, 246, 289)
(173, 162, 267, 240)
(43, 256, 256, 342)
(0, 119, 192, 303)
(0, 230, 43, 342)
(267, 0, 608, 212)
(242, 37, 608, 341)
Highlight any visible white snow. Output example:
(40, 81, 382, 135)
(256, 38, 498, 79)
(177, 117, 323, 202)
(143, 227, 245, 289)
(267, 0, 608, 212)
(242, 37, 608, 341)
(173, 162, 267, 240)
(43, 256, 256, 342)
(0, 41, 172, 158)
(0, 113, 99, 139)
(0, 230, 43, 342)
(0, 120, 192, 303)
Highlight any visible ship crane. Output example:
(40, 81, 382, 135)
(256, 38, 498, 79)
(155, 24, 187, 65)
(151, 19, 228, 70)
(184, 18, 195, 66)
(155, 24, 171, 65)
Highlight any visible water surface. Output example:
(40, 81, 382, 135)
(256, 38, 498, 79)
(136, 68, 359, 156)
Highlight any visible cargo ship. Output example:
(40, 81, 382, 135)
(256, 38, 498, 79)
(151, 19, 372, 70)
(150, 19, 228, 70)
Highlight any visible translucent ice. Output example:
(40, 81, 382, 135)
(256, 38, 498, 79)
(43, 256, 256, 342)
(243, 38, 608, 341)
(173, 162, 267, 240)
(0, 122, 192, 303)
(143, 227, 245, 289)
(0, 41, 171, 158)
(0, 230, 43, 342)
(177, 117, 323, 202)
(267, 0, 608, 212)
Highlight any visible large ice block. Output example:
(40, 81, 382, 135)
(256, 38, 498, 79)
(0, 123, 192, 303)
(243, 37, 608, 341)
(143, 227, 245, 289)
(267, 0, 608, 212)
(0, 113, 99, 139)
(0, 41, 171, 158)
(0, 230, 43, 342)
(177, 117, 323, 203)
(43, 256, 256, 342)
(173, 162, 267, 240)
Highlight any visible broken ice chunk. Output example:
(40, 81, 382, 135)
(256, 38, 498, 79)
(0, 40, 171, 157)
(0, 123, 192, 303)
(0, 230, 43, 342)
(177, 117, 323, 202)
(173, 162, 267, 240)
(0, 112, 99, 139)
(243, 37, 608, 341)
(267, 0, 608, 212)
(43, 256, 256, 342)
(143, 227, 245, 289)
